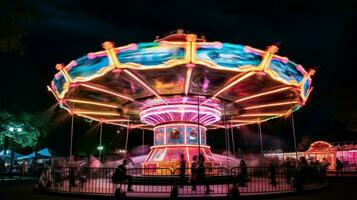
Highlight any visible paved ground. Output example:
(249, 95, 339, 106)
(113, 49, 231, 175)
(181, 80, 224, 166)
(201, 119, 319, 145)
(0, 177, 356, 200)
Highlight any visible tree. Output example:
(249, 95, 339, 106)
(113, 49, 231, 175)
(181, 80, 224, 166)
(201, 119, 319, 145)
(0, 110, 47, 148)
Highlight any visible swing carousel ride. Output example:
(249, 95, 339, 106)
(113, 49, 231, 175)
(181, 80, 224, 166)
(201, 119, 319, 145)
(47, 31, 314, 171)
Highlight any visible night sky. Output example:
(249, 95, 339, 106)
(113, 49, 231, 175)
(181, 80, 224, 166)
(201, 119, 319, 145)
(1, 0, 357, 155)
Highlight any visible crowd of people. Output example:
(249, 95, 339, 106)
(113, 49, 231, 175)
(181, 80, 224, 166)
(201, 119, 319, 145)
(0, 158, 44, 180)
(33, 154, 344, 196)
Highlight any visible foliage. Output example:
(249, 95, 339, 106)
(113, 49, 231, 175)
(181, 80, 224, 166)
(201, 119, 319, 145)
(0, 110, 47, 148)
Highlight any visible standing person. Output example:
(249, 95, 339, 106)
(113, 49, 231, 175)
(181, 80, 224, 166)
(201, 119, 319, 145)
(197, 154, 210, 194)
(335, 158, 343, 176)
(68, 167, 77, 191)
(298, 156, 309, 183)
(320, 158, 329, 182)
(179, 153, 186, 188)
(268, 158, 277, 186)
(21, 161, 27, 176)
(284, 157, 293, 184)
(0, 158, 5, 180)
(190, 155, 198, 191)
(112, 159, 133, 192)
(237, 160, 248, 186)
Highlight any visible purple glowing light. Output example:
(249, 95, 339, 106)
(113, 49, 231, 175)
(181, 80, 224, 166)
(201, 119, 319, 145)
(140, 104, 221, 126)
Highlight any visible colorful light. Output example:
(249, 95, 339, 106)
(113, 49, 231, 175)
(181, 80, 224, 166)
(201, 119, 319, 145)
(212, 72, 255, 98)
(239, 112, 286, 117)
(244, 100, 299, 110)
(48, 32, 314, 170)
(140, 104, 221, 126)
(80, 83, 135, 102)
(73, 110, 121, 116)
(65, 99, 118, 108)
(235, 86, 291, 103)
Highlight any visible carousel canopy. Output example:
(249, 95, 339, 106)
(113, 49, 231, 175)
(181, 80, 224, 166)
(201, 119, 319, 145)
(48, 32, 314, 129)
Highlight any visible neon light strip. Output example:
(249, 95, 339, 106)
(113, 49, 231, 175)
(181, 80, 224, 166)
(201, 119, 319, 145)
(163, 147, 168, 161)
(102, 41, 121, 67)
(155, 114, 165, 122)
(239, 113, 286, 117)
(140, 104, 221, 117)
(168, 112, 174, 121)
(244, 101, 299, 110)
(61, 69, 72, 83)
(65, 99, 118, 108)
(198, 114, 211, 123)
(184, 125, 187, 144)
(184, 67, 193, 95)
(147, 116, 160, 124)
(141, 110, 220, 125)
(189, 113, 198, 122)
(73, 110, 121, 116)
(235, 86, 291, 103)
(201, 147, 210, 160)
(164, 127, 167, 145)
(105, 119, 131, 122)
(47, 85, 60, 102)
(140, 104, 221, 125)
(123, 69, 167, 104)
(212, 72, 255, 98)
(145, 148, 156, 163)
(80, 83, 134, 101)
(154, 123, 207, 131)
(229, 119, 261, 123)
(75, 113, 102, 122)
(186, 146, 190, 162)
(150, 144, 211, 149)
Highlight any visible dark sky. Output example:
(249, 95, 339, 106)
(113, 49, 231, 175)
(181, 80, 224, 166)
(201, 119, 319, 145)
(1, 0, 357, 154)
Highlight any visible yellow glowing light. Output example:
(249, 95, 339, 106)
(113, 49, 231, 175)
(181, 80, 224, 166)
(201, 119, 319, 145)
(65, 99, 118, 108)
(184, 66, 193, 95)
(47, 85, 60, 102)
(73, 110, 121, 116)
(229, 119, 261, 123)
(80, 83, 134, 101)
(102, 41, 121, 68)
(213, 72, 255, 98)
(105, 119, 131, 122)
(244, 100, 299, 110)
(235, 86, 291, 103)
(239, 113, 286, 117)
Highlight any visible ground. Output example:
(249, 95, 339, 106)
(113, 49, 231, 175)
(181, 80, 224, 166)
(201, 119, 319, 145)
(0, 177, 356, 200)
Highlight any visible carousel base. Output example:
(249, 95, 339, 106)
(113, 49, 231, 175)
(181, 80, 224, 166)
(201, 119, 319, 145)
(142, 146, 221, 175)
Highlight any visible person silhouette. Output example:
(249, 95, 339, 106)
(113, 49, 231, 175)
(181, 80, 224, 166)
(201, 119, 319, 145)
(113, 159, 133, 192)
(191, 155, 198, 191)
(179, 153, 186, 188)
(197, 154, 211, 194)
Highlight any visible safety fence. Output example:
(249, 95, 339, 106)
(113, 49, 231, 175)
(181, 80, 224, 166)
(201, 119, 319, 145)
(36, 166, 327, 196)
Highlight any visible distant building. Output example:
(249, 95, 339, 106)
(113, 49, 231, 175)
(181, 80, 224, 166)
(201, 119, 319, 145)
(264, 141, 357, 170)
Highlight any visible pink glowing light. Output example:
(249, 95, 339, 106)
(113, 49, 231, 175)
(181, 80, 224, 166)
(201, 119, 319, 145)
(140, 104, 221, 126)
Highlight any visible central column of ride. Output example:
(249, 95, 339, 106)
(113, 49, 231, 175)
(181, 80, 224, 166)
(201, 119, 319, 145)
(140, 103, 221, 174)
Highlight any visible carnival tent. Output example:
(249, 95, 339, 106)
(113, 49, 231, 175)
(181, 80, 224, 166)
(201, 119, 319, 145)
(17, 148, 52, 160)
(0, 149, 24, 160)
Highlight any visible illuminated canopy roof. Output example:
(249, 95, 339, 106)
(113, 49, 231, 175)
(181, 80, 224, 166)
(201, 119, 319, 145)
(48, 32, 314, 129)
